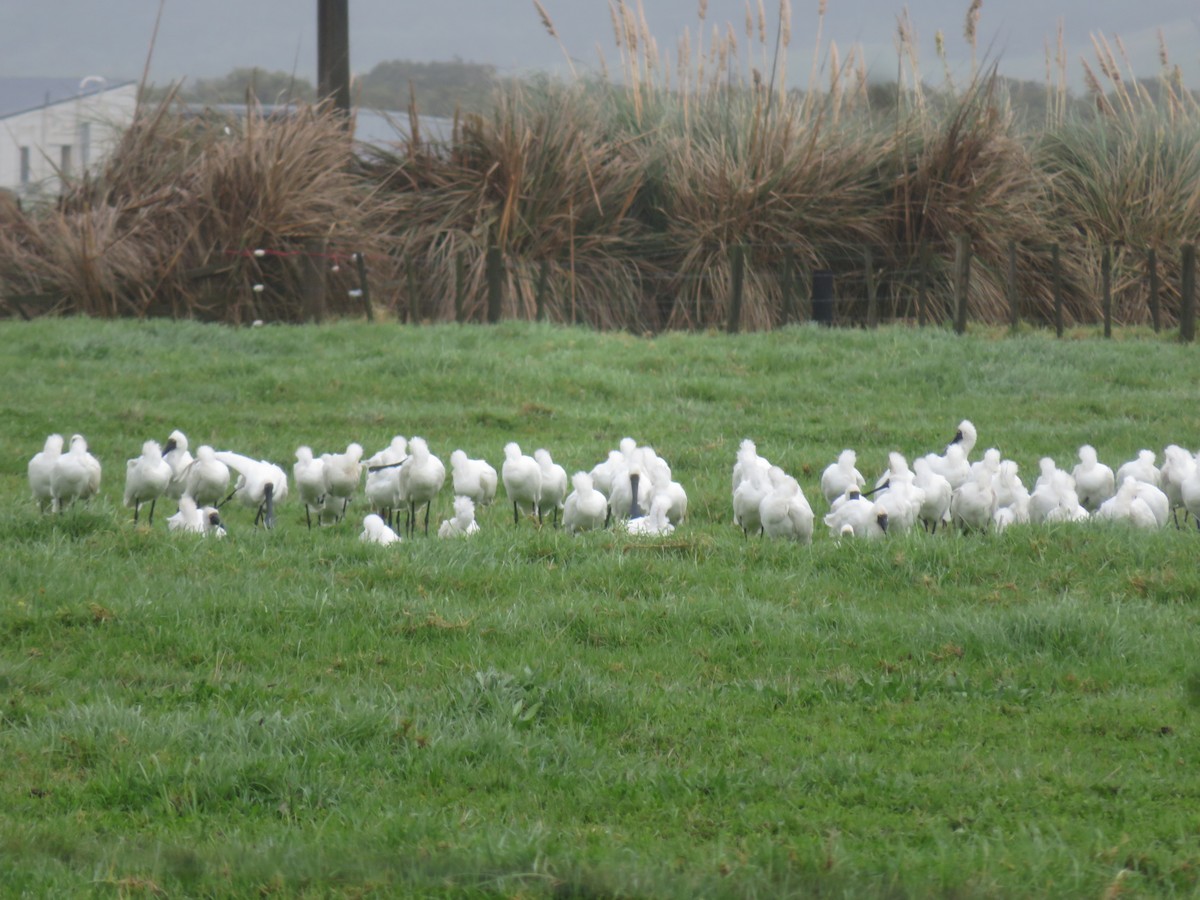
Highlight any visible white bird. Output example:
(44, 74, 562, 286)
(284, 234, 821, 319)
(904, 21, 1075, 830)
(820, 449, 865, 506)
(950, 466, 997, 533)
(450, 449, 498, 508)
(360, 513, 401, 545)
(759, 473, 814, 543)
(588, 450, 625, 498)
(732, 462, 771, 536)
(1180, 451, 1200, 530)
(293, 446, 327, 528)
(1130, 480, 1170, 528)
(398, 437, 445, 536)
(321, 442, 364, 522)
(167, 495, 226, 537)
(366, 435, 408, 468)
(214, 451, 288, 529)
(438, 496, 481, 538)
(534, 448, 568, 527)
(1029, 460, 1084, 524)
(124, 439, 173, 524)
(1160, 444, 1197, 526)
(823, 492, 889, 539)
(992, 460, 1030, 525)
(1071, 445, 1115, 512)
(924, 442, 970, 491)
(624, 494, 675, 536)
(28, 433, 64, 513)
(967, 448, 1002, 485)
(162, 430, 194, 500)
(182, 445, 231, 507)
(1095, 477, 1161, 529)
(648, 455, 688, 525)
(609, 453, 652, 523)
(949, 419, 978, 459)
(49, 433, 102, 513)
(731, 438, 771, 496)
(1116, 449, 1161, 489)
(912, 457, 952, 533)
(562, 471, 608, 534)
(502, 442, 542, 525)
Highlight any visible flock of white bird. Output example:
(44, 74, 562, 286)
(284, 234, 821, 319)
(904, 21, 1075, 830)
(24, 431, 687, 544)
(24, 420, 1200, 545)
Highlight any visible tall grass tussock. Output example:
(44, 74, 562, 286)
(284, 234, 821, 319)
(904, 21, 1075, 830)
(1, 2, 1198, 329)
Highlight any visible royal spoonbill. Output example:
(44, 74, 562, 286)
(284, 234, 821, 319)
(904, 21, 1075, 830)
(823, 492, 888, 539)
(360, 513, 401, 545)
(398, 437, 445, 536)
(820, 449, 865, 506)
(124, 439, 173, 524)
(759, 474, 814, 543)
(438, 496, 480, 537)
(214, 451, 288, 529)
(183, 445, 231, 507)
(28, 433, 64, 513)
(293, 447, 327, 529)
(502, 442, 542, 525)
(450, 450, 498, 508)
(162, 430, 194, 500)
(562, 471, 608, 534)
(912, 457, 952, 533)
(1071, 445, 1115, 512)
(1116, 450, 1161, 489)
(534, 449, 568, 527)
(624, 494, 675, 536)
(950, 466, 997, 533)
(1160, 445, 1197, 527)
(51, 434, 101, 512)
(321, 442, 364, 522)
(167, 495, 226, 537)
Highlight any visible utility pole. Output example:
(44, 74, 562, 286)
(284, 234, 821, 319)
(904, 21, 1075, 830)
(317, 0, 351, 120)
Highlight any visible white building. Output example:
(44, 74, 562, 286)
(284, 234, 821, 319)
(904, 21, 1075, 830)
(0, 77, 137, 199)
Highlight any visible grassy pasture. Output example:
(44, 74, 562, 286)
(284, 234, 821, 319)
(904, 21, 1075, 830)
(1, 318, 1198, 897)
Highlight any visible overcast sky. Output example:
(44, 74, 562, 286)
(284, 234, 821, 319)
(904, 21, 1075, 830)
(2, 1, 1196, 98)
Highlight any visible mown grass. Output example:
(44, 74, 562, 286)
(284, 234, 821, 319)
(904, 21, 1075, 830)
(1, 318, 1198, 897)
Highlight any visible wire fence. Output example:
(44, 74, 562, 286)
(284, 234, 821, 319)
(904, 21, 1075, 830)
(3, 235, 1197, 341)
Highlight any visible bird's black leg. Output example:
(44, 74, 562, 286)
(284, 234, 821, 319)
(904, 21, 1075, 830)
(264, 483, 275, 529)
(513, 502, 519, 526)
(218, 488, 237, 509)
(133, 499, 140, 523)
(423, 502, 430, 536)
(148, 498, 157, 525)
(305, 504, 312, 530)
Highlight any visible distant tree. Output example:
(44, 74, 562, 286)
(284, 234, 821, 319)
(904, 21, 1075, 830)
(147, 68, 317, 106)
(357, 58, 497, 115)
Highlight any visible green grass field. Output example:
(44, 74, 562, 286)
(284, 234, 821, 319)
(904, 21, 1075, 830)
(1, 319, 1198, 898)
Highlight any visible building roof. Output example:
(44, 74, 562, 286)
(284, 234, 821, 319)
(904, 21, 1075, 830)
(0, 76, 136, 119)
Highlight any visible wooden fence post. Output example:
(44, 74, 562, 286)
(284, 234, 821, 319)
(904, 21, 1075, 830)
(1007, 240, 1019, 333)
(726, 244, 746, 334)
(486, 240, 503, 325)
(405, 259, 418, 324)
(353, 252, 373, 321)
(917, 242, 928, 328)
(864, 247, 878, 329)
(781, 255, 796, 326)
(1052, 243, 1064, 338)
(954, 234, 971, 334)
(1182, 243, 1196, 344)
(301, 239, 327, 323)
(1102, 244, 1112, 338)
(1148, 247, 1161, 333)
(534, 258, 550, 323)
(454, 250, 467, 324)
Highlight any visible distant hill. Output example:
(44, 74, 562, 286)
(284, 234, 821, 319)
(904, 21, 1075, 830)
(148, 59, 497, 115)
